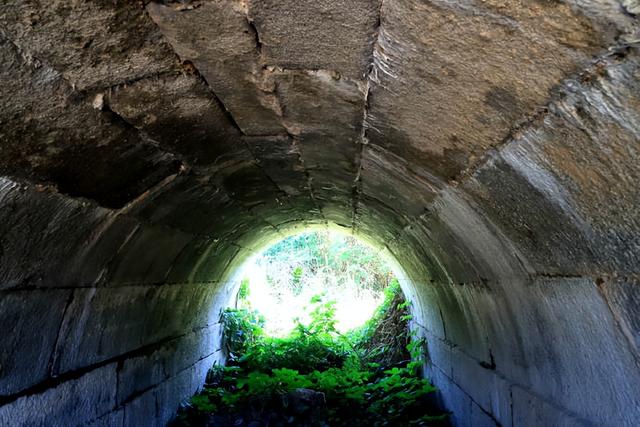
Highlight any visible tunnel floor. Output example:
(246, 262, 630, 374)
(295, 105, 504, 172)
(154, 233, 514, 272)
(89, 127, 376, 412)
(172, 283, 448, 427)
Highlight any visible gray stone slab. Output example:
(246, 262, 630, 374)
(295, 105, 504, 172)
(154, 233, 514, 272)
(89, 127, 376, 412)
(0, 364, 117, 427)
(0, 35, 181, 209)
(0, 180, 109, 289)
(511, 386, 591, 427)
(109, 224, 193, 285)
(366, 0, 612, 180)
(599, 276, 640, 355)
(52, 283, 220, 375)
(0, 289, 71, 395)
(463, 53, 640, 274)
(146, 1, 286, 135)
(0, 0, 177, 90)
(247, 0, 380, 80)
(107, 73, 244, 167)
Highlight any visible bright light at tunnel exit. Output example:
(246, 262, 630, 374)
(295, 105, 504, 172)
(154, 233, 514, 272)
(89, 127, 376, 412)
(234, 231, 397, 336)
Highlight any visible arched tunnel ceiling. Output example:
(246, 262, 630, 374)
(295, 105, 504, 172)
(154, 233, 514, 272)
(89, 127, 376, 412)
(0, 0, 638, 285)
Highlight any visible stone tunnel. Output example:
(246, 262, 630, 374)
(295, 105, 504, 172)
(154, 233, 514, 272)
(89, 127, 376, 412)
(1, 0, 639, 426)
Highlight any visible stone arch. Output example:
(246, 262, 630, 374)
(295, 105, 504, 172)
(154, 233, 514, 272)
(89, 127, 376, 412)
(1, 0, 639, 426)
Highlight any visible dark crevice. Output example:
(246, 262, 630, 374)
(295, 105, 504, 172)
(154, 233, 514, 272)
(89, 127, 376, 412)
(438, 306, 447, 341)
(508, 385, 514, 427)
(47, 290, 76, 377)
(479, 350, 496, 371)
(246, 19, 263, 56)
(179, 60, 245, 136)
(94, 69, 180, 95)
(351, 0, 383, 232)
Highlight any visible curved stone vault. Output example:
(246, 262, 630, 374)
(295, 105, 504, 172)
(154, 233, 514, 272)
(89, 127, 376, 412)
(1, 0, 639, 426)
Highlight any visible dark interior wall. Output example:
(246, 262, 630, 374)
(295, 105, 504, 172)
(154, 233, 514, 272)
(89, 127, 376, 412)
(0, 179, 235, 426)
(1, 0, 639, 426)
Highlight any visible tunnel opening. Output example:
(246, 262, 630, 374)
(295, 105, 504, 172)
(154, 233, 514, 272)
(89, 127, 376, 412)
(233, 230, 396, 335)
(173, 230, 448, 426)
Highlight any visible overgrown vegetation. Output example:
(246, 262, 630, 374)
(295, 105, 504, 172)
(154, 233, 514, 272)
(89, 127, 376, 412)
(241, 231, 397, 336)
(262, 231, 394, 295)
(173, 281, 447, 426)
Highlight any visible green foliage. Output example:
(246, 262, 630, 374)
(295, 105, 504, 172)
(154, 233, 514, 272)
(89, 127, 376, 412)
(347, 278, 405, 346)
(291, 266, 304, 284)
(178, 287, 446, 426)
(262, 231, 394, 294)
(239, 295, 349, 373)
(220, 308, 264, 358)
(237, 279, 250, 301)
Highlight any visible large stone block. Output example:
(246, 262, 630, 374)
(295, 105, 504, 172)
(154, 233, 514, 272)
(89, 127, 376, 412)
(0, 179, 109, 289)
(360, 145, 440, 218)
(146, 1, 286, 135)
(109, 224, 193, 285)
(366, 0, 612, 180)
(511, 277, 640, 424)
(107, 73, 243, 167)
(0, 364, 117, 427)
(0, 37, 181, 209)
(122, 386, 156, 427)
(243, 136, 319, 215)
(463, 53, 640, 274)
(0, 0, 177, 90)
(52, 283, 219, 375)
(247, 0, 380, 80)
(125, 174, 252, 240)
(599, 276, 640, 355)
(116, 327, 220, 405)
(511, 386, 591, 427)
(122, 353, 218, 427)
(0, 289, 71, 395)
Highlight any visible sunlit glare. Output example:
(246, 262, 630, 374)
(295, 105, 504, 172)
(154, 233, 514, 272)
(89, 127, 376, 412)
(236, 231, 395, 336)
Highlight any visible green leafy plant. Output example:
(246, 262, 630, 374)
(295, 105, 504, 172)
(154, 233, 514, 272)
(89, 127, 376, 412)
(175, 286, 447, 426)
(291, 265, 304, 286)
(220, 308, 264, 359)
(262, 231, 395, 295)
(237, 278, 250, 301)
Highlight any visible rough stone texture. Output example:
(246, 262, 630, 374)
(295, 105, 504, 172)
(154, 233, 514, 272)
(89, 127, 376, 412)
(1, 1, 640, 426)
(0, 0, 178, 90)
(0, 289, 71, 395)
(52, 283, 220, 374)
(146, 0, 286, 136)
(0, 364, 117, 427)
(463, 51, 640, 274)
(365, 0, 622, 180)
(106, 73, 244, 167)
(0, 34, 181, 209)
(247, 0, 381, 79)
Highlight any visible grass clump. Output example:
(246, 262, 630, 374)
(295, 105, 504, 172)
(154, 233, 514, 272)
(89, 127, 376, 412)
(174, 281, 447, 426)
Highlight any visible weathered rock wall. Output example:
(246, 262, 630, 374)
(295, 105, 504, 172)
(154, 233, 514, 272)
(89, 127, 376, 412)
(0, 179, 234, 426)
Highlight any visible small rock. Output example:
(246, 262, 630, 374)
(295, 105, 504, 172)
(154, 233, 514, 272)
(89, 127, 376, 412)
(92, 93, 105, 110)
(285, 388, 326, 416)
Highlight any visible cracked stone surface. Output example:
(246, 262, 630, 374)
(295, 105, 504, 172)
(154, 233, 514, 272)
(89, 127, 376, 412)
(0, 0, 639, 426)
